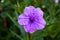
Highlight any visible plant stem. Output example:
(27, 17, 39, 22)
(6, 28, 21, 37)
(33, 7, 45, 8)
(26, 33, 33, 40)
(27, 33, 29, 40)
(30, 34, 32, 40)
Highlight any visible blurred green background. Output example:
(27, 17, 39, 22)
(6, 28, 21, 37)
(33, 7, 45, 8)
(0, 0, 60, 40)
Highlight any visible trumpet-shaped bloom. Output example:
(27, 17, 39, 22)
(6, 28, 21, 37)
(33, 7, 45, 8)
(18, 6, 46, 33)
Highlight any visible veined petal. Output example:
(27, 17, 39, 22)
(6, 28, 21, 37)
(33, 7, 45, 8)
(35, 17, 46, 25)
(18, 14, 29, 25)
(39, 18, 46, 25)
(34, 18, 46, 30)
(24, 6, 35, 16)
(24, 23, 36, 33)
(35, 7, 44, 17)
(33, 21, 45, 30)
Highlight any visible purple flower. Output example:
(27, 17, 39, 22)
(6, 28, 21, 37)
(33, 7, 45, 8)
(55, 0, 59, 4)
(18, 6, 46, 33)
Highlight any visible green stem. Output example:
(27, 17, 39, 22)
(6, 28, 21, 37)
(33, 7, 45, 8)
(29, 34, 32, 40)
(27, 33, 29, 40)
(26, 33, 33, 40)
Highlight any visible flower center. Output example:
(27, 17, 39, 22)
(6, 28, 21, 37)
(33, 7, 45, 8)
(29, 17, 34, 22)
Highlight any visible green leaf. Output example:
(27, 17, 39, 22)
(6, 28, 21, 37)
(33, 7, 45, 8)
(50, 32, 57, 39)
(0, 12, 8, 18)
(7, 13, 26, 38)
(33, 36, 44, 40)
(10, 30, 23, 40)
(24, 0, 30, 6)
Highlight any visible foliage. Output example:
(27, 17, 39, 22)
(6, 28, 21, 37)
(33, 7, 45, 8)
(0, 0, 60, 40)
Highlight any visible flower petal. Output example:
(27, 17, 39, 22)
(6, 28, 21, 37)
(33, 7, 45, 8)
(35, 7, 44, 17)
(18, 14, 29, 25)
(24, 23, 36, 33)
(34, 18, 46, 30)
(33, 22, 45, 30)
(24, 6, 35, 16)
(39, 18, 46, 25)
(55, 0, 59, 4)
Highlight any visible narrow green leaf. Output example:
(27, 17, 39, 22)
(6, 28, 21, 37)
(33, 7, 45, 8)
(7, 13, 25, 38)
(10, 30, 23, 40)
(24, 0, 30, 6)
